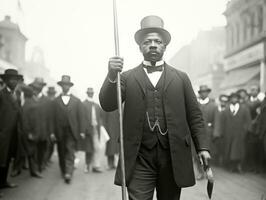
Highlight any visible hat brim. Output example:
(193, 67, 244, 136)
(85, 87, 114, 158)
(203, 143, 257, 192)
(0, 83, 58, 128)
(0, 74, 23, 81)
(134, 27, 171, 45)
(198, 89, 211, 93)
(57, 81, 74, 87)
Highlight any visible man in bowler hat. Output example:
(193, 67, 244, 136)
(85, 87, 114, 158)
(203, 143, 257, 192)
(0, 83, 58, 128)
(0, 69, 22, 197)
(51, 75, 86, 183)
(99, 16, 210, 200)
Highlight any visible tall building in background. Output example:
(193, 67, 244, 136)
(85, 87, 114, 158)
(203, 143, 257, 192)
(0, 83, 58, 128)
(0, 15, 27, 72)
(222, 0, 266, 93)
(169, 27, 226, 97)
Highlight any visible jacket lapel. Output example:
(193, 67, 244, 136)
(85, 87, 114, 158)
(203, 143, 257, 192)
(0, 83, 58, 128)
(163, 64, 175, 92)
(133, 64, 146, 96)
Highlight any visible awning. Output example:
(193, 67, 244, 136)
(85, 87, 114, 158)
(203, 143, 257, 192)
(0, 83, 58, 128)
(220, 66, 260, 89)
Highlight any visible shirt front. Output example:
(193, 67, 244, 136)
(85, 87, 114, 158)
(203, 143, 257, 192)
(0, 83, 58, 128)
(230, 103, 240, 115)
(142, 60, 164, 87)
(61, 92, 71, 105)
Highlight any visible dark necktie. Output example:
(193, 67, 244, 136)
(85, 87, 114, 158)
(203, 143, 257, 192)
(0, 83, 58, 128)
(143, 65, 163, 74)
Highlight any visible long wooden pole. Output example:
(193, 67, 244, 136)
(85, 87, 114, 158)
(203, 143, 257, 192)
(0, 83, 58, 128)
(113, 0, 127, 199)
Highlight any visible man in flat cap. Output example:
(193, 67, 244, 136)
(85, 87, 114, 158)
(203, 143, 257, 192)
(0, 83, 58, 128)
(51, 75, 86, 184)
(99, 16, 210, 200)
(0, 69, 23, 197)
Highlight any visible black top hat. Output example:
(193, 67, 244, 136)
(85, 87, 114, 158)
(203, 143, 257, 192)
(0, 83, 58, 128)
(47, 86, 56, 94)
(134, 15, 171, 45)
(198, 85, 212, 93)
(0, 69, 23, 81)
(57, 75, 74, 87)
(29, 77, 46, 89)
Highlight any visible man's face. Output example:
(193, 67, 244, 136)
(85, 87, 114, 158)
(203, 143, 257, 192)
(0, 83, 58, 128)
(87, 92, 94, 98)
(199, 91, 209, 100)
(61, 84, 71, 94)
(250, 86, 259, 97)
(230, 97, 239, 105)
(6, 76, 18, 91)
(139, 33, 166, 62)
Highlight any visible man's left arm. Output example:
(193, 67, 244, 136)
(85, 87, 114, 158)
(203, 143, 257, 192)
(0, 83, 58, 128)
(181, 72, 211, 162)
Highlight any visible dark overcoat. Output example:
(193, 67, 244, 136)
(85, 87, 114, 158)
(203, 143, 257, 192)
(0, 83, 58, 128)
(104, 110, 119, 156)
(219, 104, 251, 161)
(77, 100, 102, 153)
(99, 64, 209, 187)
(52, 95, 86, 141)
(0, 88, 21, 166)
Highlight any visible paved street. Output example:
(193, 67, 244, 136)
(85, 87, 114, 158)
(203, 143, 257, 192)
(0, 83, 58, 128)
(2, 152, 266, 200)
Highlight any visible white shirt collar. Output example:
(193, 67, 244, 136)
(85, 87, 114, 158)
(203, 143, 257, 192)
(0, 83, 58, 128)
(143, 60, 164, 67)
(61, 91, 71, 96)
(250, 96, 258, 102)
(86, 97, 94, 102)
(230, 103, 240, 115)
(199, 97, 210, 105)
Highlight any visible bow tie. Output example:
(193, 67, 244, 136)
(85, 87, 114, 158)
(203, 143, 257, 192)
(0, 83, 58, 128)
(143, 65, 163, 74)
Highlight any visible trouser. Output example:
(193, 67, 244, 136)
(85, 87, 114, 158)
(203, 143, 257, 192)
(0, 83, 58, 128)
(0, 165, 9, 187)
(127, 143, 181, 200)
(92, 128, 102, 169)
(37, 140, 48, 172)
(107, 155, 115, 168)
(85, 152, 93, 166)
(57, 128, 76, 176)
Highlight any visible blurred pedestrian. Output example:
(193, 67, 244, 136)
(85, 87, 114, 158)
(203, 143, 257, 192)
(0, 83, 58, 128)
(51, 75, 86, 184)
(29, 78, 53, 173)
(245, 85, 262, 172)
(78, 87, 104, 173)
(255, 94, 266, 172)
(104, 110, 119, 170)
(213, 94, 229, 166)
(20, 85, 43, 178)
(99, 15, 210, 200)
(196, 85, 216, 179)
(0, 69, 23, 195)
(219, 93, 251, 173)
(237, 88, 249, 105)
(46, 86, 57, 163)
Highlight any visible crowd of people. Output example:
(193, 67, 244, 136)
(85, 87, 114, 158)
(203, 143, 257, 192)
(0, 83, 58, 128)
(0, 69, 119, 198)
(195, 84, 266, 179)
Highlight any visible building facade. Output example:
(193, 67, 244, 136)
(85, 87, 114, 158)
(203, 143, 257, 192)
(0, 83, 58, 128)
(169, 27, 226, 97)
(0, 15, 27, 72)
(222, 0, 266, 93)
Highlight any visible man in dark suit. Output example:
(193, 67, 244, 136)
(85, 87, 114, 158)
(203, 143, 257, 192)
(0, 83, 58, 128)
(218, 93, 251, 173)
(99, 16, 210, 200)
(20, 85, 43, 178)
(29, 77, 52, 173)
(52, 75, 86, 183)
(0, 69, 23, 197)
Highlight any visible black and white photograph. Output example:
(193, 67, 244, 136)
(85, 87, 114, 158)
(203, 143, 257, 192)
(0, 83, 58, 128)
(0, 0, 266, 199)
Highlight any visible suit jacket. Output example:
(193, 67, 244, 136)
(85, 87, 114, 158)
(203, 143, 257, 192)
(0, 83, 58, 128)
(52, 94, 86, 141)
(0, 87, 21, 166)
(34, 95, 53, 141)
(99, 64, 209, 187)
